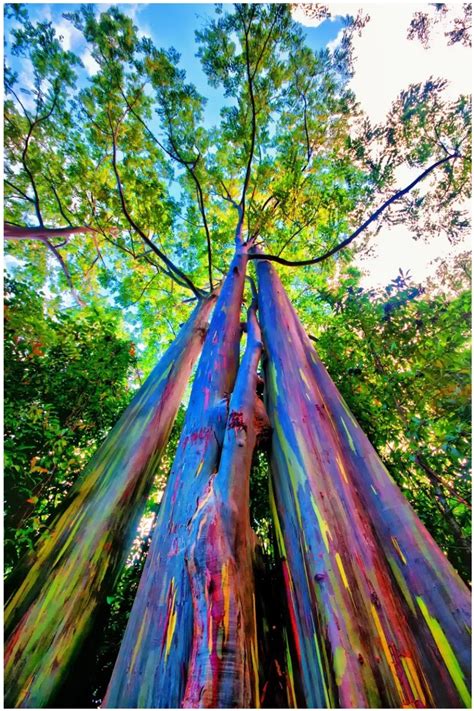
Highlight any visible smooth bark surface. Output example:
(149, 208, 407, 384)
(104, 248, 248, 708)
(4, 296, 215, 709)
(257, 259, 471, 709)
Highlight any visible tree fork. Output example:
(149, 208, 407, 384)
(256, 258, 471, 708)
(4, 295, 216, 709)
(104, 247, 249, 708)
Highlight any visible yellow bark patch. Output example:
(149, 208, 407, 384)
(335, 552, 350, 590)
(334, 646, 346, 686)
(340, 417, 357, 454)
(416, 596, 471, 707)
(391, 536, 407, 565)
(335, 454, 349, 484)
(386, 556, 416, 616)
(371, 604, 406, 704)
(310, 494, 331, 552)
(401, 656, 426, 706)
(165, 580, 177, 661)
(131, 613, 148, 671)
(298, 367, 311, 391)
(221, 561, 230, 641)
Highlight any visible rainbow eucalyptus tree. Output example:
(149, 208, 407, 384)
(255, 258, 471, 708)
(182, 297, 269, 708)
(4, 4, 471, 709)
(4, 294, 216, 708)
(104, 268, 271, 709)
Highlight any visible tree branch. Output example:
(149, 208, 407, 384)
(301, 92, 313, 171)
(4, 223, 95, 241)
(43, 174, 74, 227)
(155, 122, 213, 289)
(4, 179, 35, 204)
(42, 238, 85, 307)
(235, 5, 258, 244)
(110, 127, 205, 298)
(249, 153, 459, 266)
(191, 165, 213, 290)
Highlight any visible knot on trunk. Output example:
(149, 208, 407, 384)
(195, 325, 208, 342)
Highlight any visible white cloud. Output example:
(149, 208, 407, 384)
(293, 4, 472, 289)
(356, 223, 470, 289)
(327, 28, 345, 53)
(54, 18, 83, 53)
(293, 4, 471, 123)
(81, 49, 100, 77)
(291, 5, 327, 28)
(291, 3, 364, 28)
(342, 5, 470, 123)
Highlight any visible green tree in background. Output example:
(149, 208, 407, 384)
(315, 268, 471, 577)
(4, 276, 137, 575)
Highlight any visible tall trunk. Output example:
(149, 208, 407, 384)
(4, 296, 215, 709)
(257, 259, 471, 708)
(182, 300, 267, 708)
(104, 248, 248, 709)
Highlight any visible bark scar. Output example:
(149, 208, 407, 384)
(228, 410, 247, 432)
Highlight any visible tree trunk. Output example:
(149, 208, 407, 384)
(182, 299, 267, 708)
(104, 247, 249, 708)
(4, 296, 215, 709)
(256, 258, 471, 708)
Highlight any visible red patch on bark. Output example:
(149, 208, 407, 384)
(228, 411, 247, 432)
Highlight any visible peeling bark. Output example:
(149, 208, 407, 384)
(257, 259, 471, 709)
(104, 248, 249, 709)
(4, 296, 215, 709)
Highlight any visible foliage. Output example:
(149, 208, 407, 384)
(4, 3, 470, 363)
(4, 276, 137, 575)
(408, 4, 472, 48)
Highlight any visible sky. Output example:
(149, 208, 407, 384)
(4, 2, 472, 290)
(292, 2, 472, 288)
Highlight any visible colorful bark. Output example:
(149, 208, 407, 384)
(257, 258, 471, 709)
(104, 248, 249, 708)
(182, 300, 267, 708)
(4, 222, 95, 241)
(4, 296, 215, 709)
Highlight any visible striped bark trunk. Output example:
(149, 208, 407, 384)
(4, 296, 215, 709)
(182, 300, 267, 708)
(104, 248, 248, 708)
(256, 258, 471, 708)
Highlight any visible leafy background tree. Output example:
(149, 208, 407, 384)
(4, 276, 137, 576)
